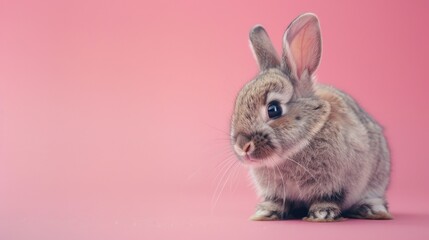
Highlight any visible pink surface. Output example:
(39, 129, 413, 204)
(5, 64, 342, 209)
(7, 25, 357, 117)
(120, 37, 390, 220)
(1, 0, 429, 239)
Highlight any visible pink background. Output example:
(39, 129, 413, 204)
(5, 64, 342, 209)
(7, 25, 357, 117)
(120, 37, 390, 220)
(1, 0, 429, 239)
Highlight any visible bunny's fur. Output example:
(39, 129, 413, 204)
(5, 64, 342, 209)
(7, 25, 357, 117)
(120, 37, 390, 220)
(230, 13, 391, 221)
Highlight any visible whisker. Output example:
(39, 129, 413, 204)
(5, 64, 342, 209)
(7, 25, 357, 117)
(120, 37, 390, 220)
(210, 138, 233, 142)
(211, 160, 239, 212)
(263, 165, 270, 197)
(272, 152, 317, 182)
(285, 156, 317, 182)
(201, 144, 234, 158)
(203, 123, 231, 137)
(212, 151, 236, 169)
(219, 161, 239, 195)
(209, 150, 236, 164)
(211, 156, 236, 185)
(230, 161, 243, 193)
(212, 158, 235, 202)
(270, 157, 287, 219)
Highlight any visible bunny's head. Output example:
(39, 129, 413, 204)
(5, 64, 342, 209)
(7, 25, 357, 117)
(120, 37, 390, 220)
(231, 13, 331, 167)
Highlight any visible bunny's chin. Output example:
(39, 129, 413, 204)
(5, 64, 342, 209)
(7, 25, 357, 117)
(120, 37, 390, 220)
(239, 154, 285, 168)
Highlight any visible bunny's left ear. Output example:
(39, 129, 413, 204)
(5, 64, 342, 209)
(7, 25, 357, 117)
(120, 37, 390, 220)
(282, 13, 322, 80)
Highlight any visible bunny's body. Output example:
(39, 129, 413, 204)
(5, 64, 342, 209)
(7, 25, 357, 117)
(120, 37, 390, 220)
(230, 14, 391, 221)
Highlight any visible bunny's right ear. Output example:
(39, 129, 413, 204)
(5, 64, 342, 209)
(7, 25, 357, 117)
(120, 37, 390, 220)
(249, 26, 281, 71)
(281, 13, 321, 80)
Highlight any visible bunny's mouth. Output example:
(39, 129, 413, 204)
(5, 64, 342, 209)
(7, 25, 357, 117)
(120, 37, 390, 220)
(242, 154, 259, 164)
(233, 140, 281, 167)
(239, 152, 282, 167)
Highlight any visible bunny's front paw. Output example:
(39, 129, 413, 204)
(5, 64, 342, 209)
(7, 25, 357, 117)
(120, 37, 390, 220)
(303, 202, 342, 222)
(250, 200, 288, 221)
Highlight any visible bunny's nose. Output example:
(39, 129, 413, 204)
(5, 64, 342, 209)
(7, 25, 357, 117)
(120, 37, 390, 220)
(234, 134, 255, 156)
(242, 141, 255, 154)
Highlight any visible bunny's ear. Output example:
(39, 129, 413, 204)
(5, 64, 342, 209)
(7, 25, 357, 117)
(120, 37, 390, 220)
(282, 13, 321, 80)
(249, 26, 281, 71)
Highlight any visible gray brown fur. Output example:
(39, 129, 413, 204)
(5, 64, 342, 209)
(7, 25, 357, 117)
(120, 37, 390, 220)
(230, 13, 391, 221)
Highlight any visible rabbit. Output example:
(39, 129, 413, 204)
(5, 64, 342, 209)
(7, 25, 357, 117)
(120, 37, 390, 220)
(230, 13, 392, 222)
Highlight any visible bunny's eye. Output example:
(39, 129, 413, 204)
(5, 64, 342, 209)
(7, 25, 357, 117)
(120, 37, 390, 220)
(267, 101, 282, 119)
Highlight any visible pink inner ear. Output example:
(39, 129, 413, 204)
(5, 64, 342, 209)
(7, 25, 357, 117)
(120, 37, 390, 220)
(287, 17, 321, 78)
